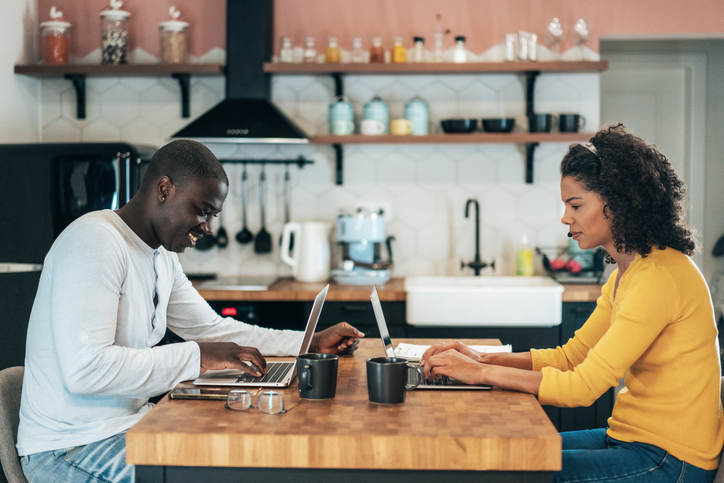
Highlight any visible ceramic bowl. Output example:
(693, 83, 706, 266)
(481, 118, 516, 133)
(441, 119, 478, 133)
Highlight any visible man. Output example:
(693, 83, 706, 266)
(17, 140, 363, 483)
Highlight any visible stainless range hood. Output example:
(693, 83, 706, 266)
(171, 0, 308, 144)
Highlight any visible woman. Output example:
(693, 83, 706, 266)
(421, 124, 724, 483)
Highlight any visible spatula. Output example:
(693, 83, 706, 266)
(254, 166, 272, 253)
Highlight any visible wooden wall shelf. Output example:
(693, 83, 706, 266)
(14, 63, 225, 119)
(311, 133, 594, 145)
(14, 63, 225, 76)
(264, 60, 609, 75)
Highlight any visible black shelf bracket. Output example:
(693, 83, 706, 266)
(332, 73, 344, 97)
(525, 71, 540, 117)
(525, 143, 539, 184)
(334, 144, 344, 185)
(172, 73, 191, 118)
(64, 74, 86, 119)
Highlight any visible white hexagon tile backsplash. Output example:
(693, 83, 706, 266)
(39, 71, 599, 278)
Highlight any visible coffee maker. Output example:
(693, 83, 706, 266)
(331, 208, 394, 285)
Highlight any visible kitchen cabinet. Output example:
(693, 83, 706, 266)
(265, 61, 609, 184)
(13, 63, 224, 119)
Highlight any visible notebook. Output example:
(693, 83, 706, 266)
(193, 285, 328, 388)
(370, 286, 492, 390)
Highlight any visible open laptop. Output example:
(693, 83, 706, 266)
(194, 285, 328, 388)
(370, 286, 492, 390)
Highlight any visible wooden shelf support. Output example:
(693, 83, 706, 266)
(63, 74, 86, 119)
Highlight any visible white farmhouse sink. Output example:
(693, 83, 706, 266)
(404, 276, 564, 327)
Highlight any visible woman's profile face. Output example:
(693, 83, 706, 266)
(560, 176, 613, 251)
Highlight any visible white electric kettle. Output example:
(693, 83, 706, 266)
(280, 221, 331, 282)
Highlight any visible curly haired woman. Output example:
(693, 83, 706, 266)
(421, 124, 724, 483)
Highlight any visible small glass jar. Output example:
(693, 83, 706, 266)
(410, 36, 425, 63)
(303, 36, 317, 63)
(40, 11, 71, 66)
(391, 36, 407, 63)
(159, 19, 189, 64)
(369, 36, 384, 63)
(351, 37, 365, 63)
(452, 35, 467, 63)
(325, 37, 340, 63)
(100, 4, 131, 65)
(279, 36, 294, 63)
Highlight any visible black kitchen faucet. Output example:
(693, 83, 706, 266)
(462, 199, 495, 276)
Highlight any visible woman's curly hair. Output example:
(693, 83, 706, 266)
(560, 123, 696, 259)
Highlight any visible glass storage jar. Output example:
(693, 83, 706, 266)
(279, 36, 294, 63)
(325, 37, 340, 63)
(159, 8, 188, 64)
(40, 7, 71, 65)
(100, 0, 130, 65)
(391, 36, 407, 63)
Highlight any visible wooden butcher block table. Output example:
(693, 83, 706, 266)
(127, 338, 561, 483)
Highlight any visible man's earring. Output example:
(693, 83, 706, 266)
(161, 196, 166, 202)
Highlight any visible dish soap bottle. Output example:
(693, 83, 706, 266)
(516, 235, 534, 276)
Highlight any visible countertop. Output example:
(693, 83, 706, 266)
(126, 338, 561, 472)
(195, 277, 602, 303)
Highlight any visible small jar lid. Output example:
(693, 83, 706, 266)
(100, 9, 130, 19)
(41, 20, 71, 29)
(455, 35, 466, 41)
(413, 36, 424, 42)
(159, 20, 189, 31)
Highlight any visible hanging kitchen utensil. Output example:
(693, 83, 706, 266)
(279, 164, 293, 248)
(194, 230, 215, 250)
(215, 209, 228, 248)
(254, 165, 272, 253)
(235, 164, 253, 244)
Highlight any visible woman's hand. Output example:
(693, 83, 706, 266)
(419, 340, 482, 365)
(422, 350, 487, 385)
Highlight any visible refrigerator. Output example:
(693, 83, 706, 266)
(0, 143, 155, 371)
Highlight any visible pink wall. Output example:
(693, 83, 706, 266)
(37, 0, 724, 60)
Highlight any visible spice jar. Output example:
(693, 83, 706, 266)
(303, 36, 317, 63)
(410, 36, 425, 63)
(391, 36, 407, 63)
(100, 0, 130, 65)
(452, 36, 468, 63)
(159, 6, 188, 64)
(325, 37, 340, 63)
(279, 36, 294, 63)
(40, 7, 71, 65)
(369, 36, 384, 63)
(351, 37, 365, 63)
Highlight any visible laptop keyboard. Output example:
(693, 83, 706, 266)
(421, 375, 454, 386)
(234, 362, 294, 384)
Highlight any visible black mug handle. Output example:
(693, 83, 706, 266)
(405, 365, 424, 390)
(301, 363, 313, 390)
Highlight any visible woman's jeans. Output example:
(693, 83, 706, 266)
(20, 432, 133, 483)
(558, 428, 717, 483)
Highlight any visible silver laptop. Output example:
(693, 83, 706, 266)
(194, 285, 328, 388)
(370, 286, 492, 390)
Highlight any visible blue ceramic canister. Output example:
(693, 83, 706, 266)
(328, 95, 355, 135)
(363, 96, 389, 134)
(403, 96, 429, 135)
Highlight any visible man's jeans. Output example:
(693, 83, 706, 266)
(21, 433, 133, 483)
(558, 429, 718, 483)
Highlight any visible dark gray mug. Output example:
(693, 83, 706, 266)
(558, 113, 587, 133)
(366, 357, 423, 404)
(528, 113, 555, 133)
(297, 353, 338, 399)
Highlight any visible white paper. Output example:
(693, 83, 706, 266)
(393, 343, 513, 362)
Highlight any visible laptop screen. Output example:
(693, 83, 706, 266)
(295, 285, 328, 356)
(371, 286, 395, 357)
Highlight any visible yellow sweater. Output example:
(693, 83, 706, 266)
(531, 247, 724, 470)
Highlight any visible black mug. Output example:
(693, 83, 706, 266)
(528, 113, 555, 133)
(366, 357, 423, 404)
(297, 353, 338, 399)
(558, 113, 587, 133)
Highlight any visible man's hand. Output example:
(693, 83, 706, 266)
(419, 340, 482, 366)
(196, 342, 267, 377)
(309, 322, 364, 355)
